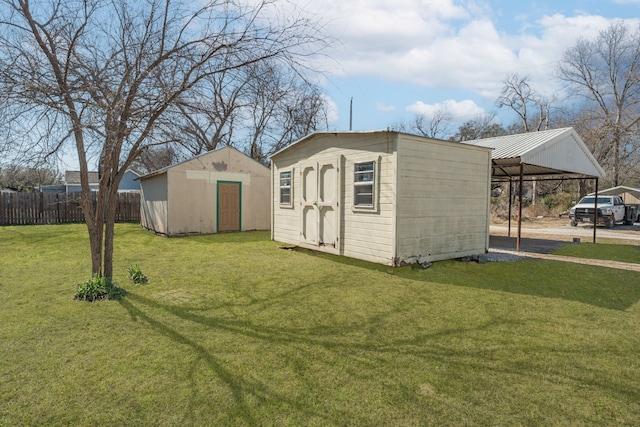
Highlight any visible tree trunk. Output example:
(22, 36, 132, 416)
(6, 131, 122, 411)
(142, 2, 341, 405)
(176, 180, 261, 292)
(613, 132, 621, 187)
(103, 186, 119, 279)
(86, 220, 103, 277)
(578, 179, 587, 198)
(80, 189, 104, 276)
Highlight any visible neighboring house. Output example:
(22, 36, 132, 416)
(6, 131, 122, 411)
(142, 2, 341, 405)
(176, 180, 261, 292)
(63, 170, 100, 193)
(139, 146, 270, 236)
(270, 131, 493, 266)
(117, 170, 141, 192)
(40, 170, 140, 193)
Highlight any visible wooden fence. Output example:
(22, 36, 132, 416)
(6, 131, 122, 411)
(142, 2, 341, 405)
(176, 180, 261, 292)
(0, 192, 140, 225)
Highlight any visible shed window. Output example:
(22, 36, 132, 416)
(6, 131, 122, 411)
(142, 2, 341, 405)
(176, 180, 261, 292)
(354, 161, 375, 207)
(280, 171, 292, 206)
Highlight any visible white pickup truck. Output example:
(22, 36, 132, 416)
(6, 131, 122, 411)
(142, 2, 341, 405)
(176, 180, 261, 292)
(569, 195, 637, 228)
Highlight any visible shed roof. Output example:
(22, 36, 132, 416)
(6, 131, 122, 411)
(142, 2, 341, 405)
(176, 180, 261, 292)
(270, 130, 492, 159)
(270, 130, 385, 158)
(464, 127, 605, 179)
(139, 146, 267, 180)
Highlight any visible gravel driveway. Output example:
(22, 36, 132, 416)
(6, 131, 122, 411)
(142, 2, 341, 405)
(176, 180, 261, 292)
(491, 224, 640, 242)
(487, 218, 640, 270)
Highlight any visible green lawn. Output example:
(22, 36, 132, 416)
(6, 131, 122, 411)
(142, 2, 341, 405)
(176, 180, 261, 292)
(1, 224, 639, 426)
(553, 241, 640, 264)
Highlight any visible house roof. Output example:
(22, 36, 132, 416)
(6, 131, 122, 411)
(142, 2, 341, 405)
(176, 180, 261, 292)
(65, 170, 99, 184)
(464, 127, 605, 179)
(139, 145, 268, 180)
(64, 169, 139, 184)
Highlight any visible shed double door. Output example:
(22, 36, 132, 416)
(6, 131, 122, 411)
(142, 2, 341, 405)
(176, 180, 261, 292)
(300, 159, 341, 253)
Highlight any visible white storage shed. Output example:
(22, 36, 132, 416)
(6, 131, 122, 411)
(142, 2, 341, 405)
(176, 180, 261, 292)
(140, 146, 270, 236)
(270, 131, 493, 266)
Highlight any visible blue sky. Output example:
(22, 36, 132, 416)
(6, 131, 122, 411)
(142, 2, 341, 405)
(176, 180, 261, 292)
(299, 0, 640, 133)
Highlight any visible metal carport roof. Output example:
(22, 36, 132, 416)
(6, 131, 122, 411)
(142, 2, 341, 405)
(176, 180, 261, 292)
(465, 127, 606, 250)
(465, 127, 605, 179)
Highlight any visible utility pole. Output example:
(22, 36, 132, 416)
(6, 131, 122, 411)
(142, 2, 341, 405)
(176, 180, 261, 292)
(349, 97, 353, 131)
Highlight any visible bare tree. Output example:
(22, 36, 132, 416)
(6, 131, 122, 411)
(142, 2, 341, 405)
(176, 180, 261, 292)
(449, 114, 505, 142)
(497, 73, 552, 132)
(132, 145, 183, 175)
(163, 68, 248, 157)
(391, 108, 452, 140)
(412, 109, 452, 139)
(0, 0, 325, 279)
(162, 59, 329, 162)
(0, 163, 61, 191)
(497, 73, 555, 205)
(558, 21, 640, 186)
(243, 59, 328, 164)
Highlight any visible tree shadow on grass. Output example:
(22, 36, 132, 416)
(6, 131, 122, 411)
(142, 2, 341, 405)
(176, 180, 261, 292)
(117, 288, 640, 425)
(117, 290, 522, 424)
(291, 247, 640, 311)
(118, 292, 354, 424)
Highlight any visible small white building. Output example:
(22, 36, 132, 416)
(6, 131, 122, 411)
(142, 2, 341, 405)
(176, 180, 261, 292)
(140, 146, 270, 236)
(590, 186, 640, 206)
(270, 131, 493, 266)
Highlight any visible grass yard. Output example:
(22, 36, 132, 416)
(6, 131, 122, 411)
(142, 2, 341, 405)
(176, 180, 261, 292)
(553, 241, 640, 264)
(1, 224, 639, 426)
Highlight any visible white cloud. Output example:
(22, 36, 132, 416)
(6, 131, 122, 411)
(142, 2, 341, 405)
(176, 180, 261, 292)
(375, 102, 396, 112)
(303, 0, 640, 100)
(507, 14, 639, 97)
(323, 94, 340, 124)
(264, 0, 640, 131)
(406, 99, 486, 120)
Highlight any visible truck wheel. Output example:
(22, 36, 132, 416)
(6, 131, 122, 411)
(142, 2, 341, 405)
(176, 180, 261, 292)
(606, 216, 615, 229)
(570, 219, 577, 227)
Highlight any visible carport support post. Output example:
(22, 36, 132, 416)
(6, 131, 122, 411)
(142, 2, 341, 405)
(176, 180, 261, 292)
(593, 178, 599, 243)
(508, 179, 513, 237)
(517, 164, 524, 252)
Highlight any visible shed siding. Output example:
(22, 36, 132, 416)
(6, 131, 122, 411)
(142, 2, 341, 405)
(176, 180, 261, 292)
(395, 136, 491, 263)
(245, 174, 271, 230)
(342, 143, 396, 264)
(167, 168, 218, 235)
(140, 173, 168, 234)
(272, 133, 397, 264)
